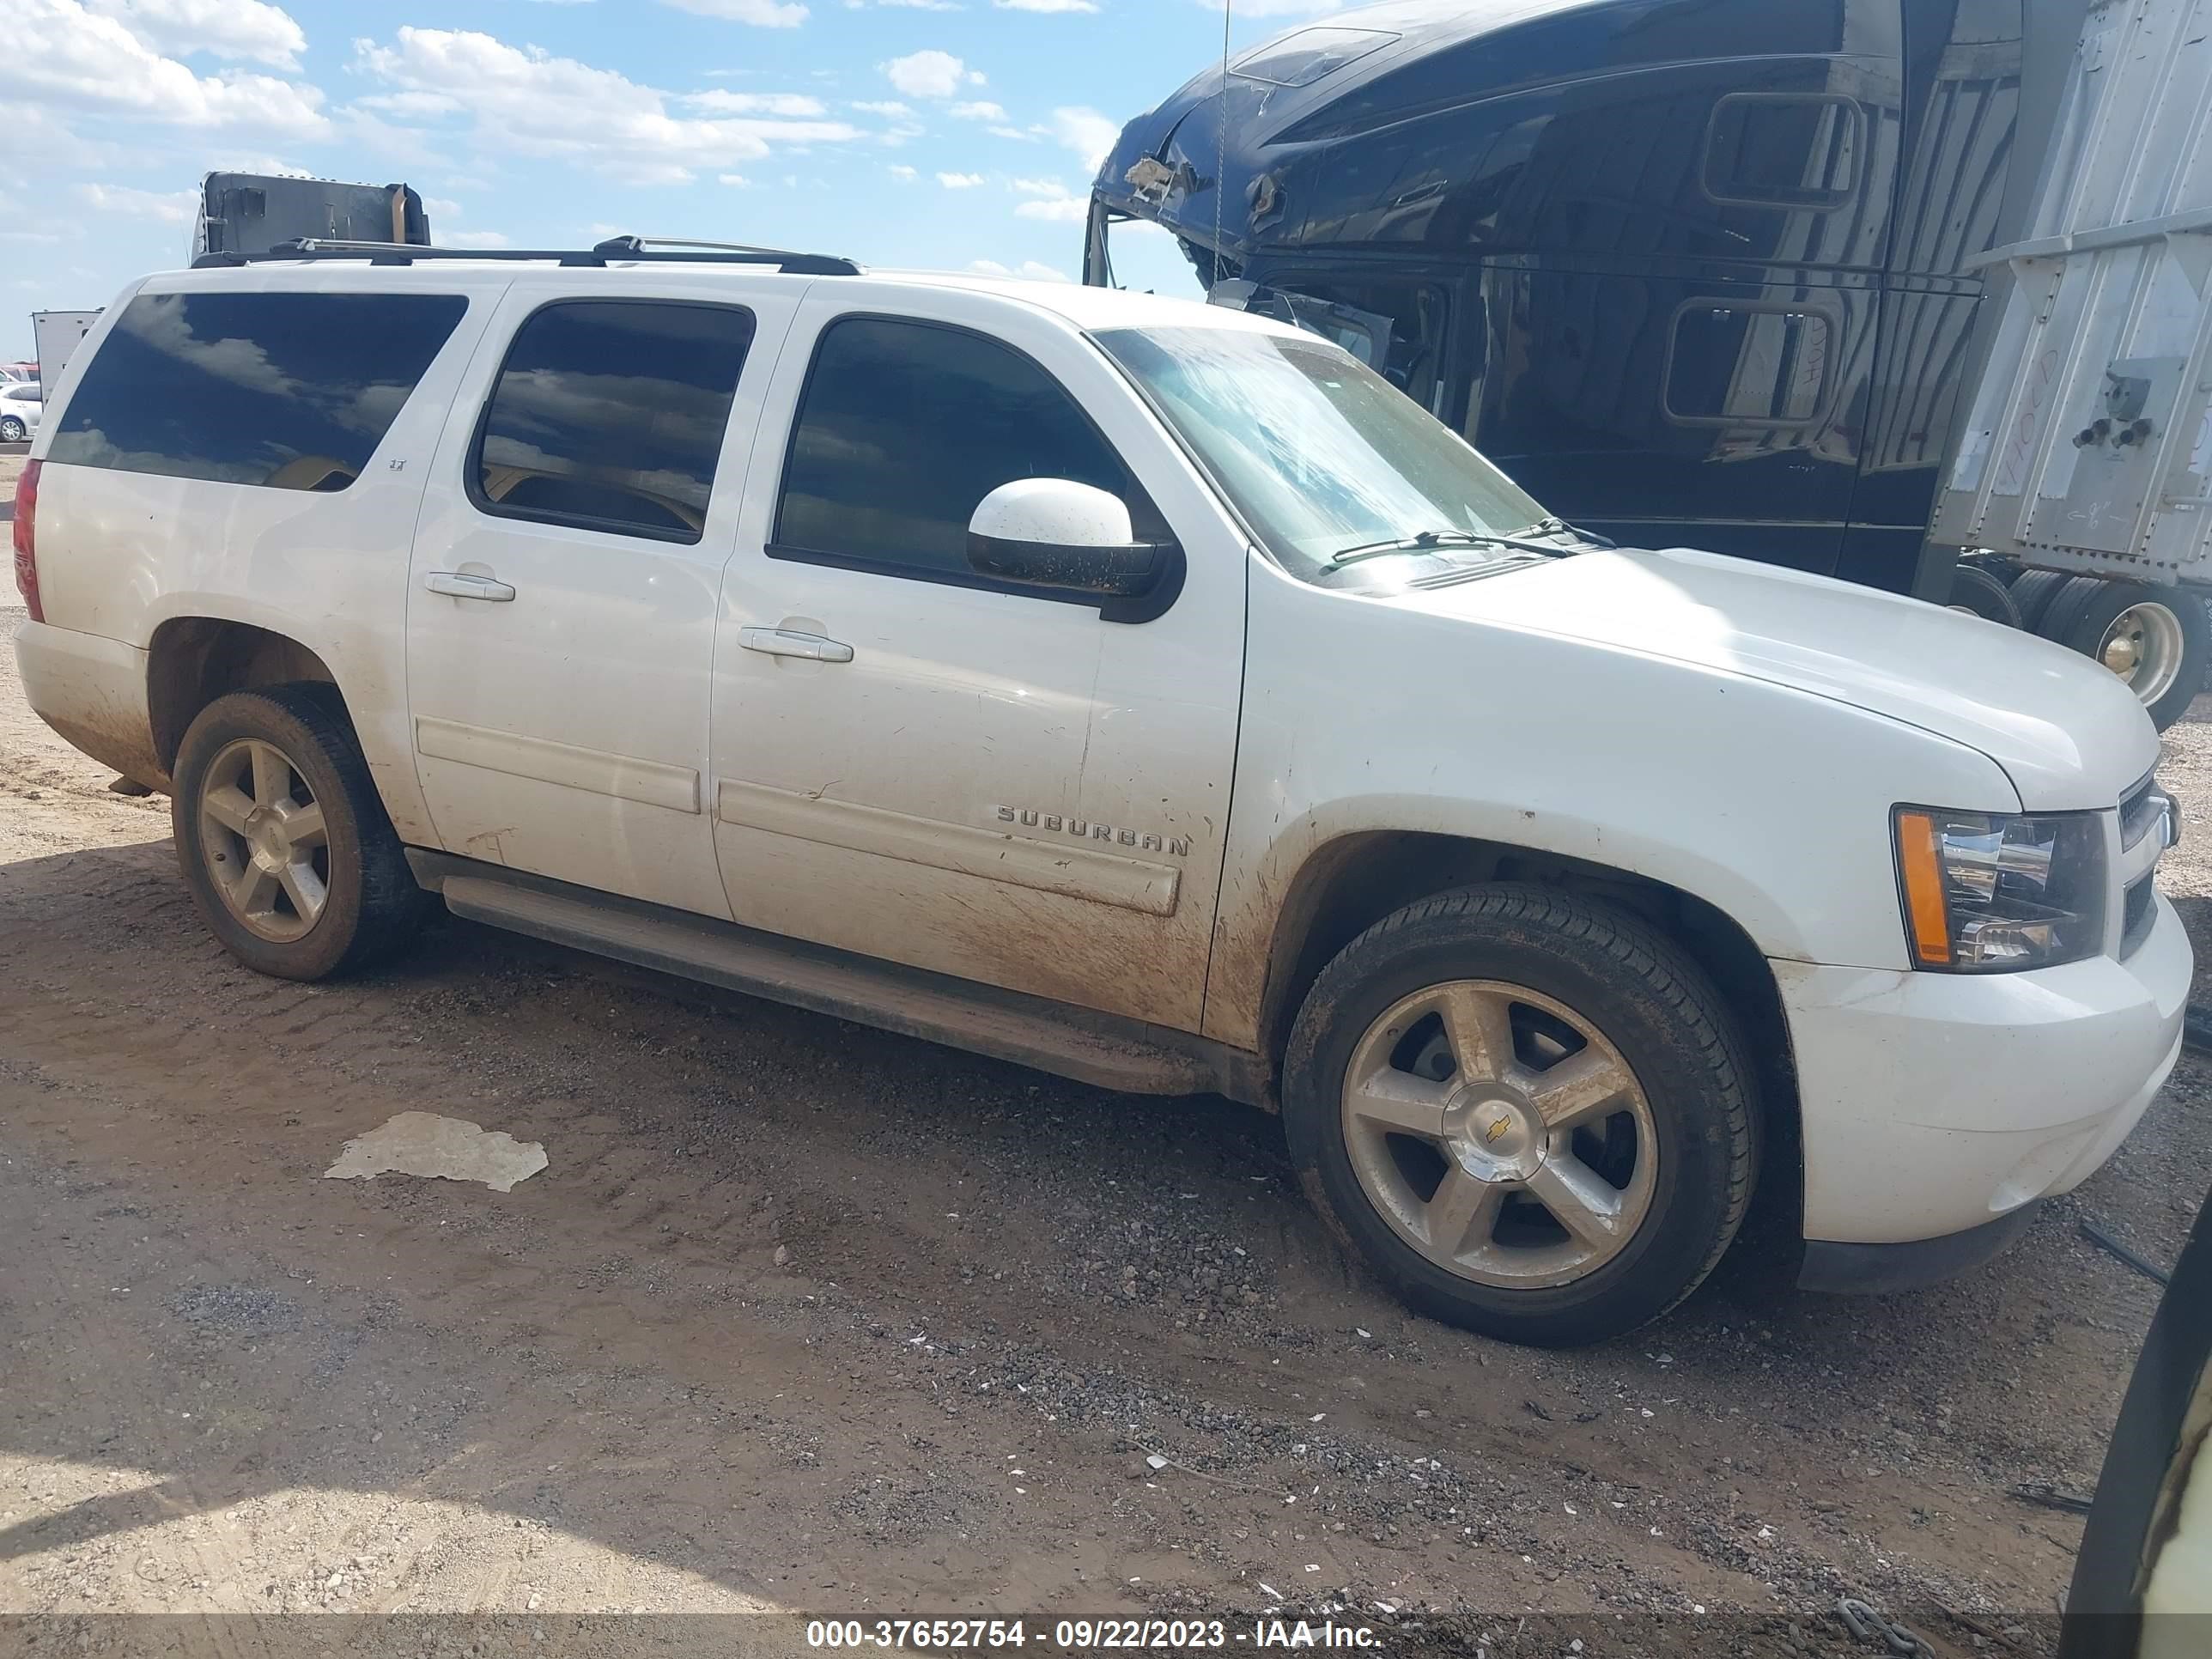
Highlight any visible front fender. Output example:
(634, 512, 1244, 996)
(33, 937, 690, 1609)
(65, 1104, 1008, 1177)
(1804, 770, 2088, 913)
(1200, 565, 2021, 1051)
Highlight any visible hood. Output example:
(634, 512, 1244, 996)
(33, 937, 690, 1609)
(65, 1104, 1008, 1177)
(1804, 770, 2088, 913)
(1406, 546, 2158, 811)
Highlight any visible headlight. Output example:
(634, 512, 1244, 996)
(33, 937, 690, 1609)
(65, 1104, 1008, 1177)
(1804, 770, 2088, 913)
(1893, 806, 2107, 971)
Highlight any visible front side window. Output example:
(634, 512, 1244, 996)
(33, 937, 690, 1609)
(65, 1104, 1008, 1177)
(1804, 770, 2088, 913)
(473, 301, 756, 544)
(46, 290, 465, 491)
(775, 316, 1160, 580)
(1095, 325, 1547, 581)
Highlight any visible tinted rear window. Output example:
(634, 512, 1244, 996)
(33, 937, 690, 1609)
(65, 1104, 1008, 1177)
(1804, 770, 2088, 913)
(47, 291, 466, 492)
(471, 300, 756, 544)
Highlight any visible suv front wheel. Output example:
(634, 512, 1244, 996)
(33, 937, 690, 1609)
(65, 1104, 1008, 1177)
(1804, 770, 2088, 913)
(172, 684, 427, 980)
(1283, 885, 1757, 1348)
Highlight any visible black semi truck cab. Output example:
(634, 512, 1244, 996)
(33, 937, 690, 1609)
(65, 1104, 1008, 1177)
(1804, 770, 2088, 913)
(1088, 0, 2081, 602)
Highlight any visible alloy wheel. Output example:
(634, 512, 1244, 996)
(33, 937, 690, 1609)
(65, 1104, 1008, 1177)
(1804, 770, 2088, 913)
(197, 737, 331, 943)
(1338, 979, 1659, 1288)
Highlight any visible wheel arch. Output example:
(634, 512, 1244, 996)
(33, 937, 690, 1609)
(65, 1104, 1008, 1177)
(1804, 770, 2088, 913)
(1246, 830, 1802, 1204)
(147, 617, 342, 777)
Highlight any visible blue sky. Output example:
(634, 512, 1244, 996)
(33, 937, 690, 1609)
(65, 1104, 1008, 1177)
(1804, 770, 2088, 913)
(4, 0, 1342, 361)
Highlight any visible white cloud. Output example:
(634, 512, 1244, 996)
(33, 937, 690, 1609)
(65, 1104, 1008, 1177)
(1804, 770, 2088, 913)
(212, 154, 312, 178)
(6, 0, 328, 137)
(422, 196, 464, 220)
(948, 100, 1006, 121)
(684, 89, 827, 116)
(854, 0, 962, 8)
(969, 258, 1070, 282)
(851, 100, 913, 118)
(1016, 195, 1087, 222)
(353, 28, 862, 185)
(354, 89, 461, 119)
(659, 0, 809, 27)
(89, 0, 307, 70)
(329, 106, 442, 169)
(936, 172, 986, 188)
(443, 229, 513, 248)
(719, 173, 750, 186)
(1049, 106, 1119, 173)
(987, 125, 1032, 141)
(888, 163, 917, 180)
(996, 0, 1098, 10)
(881, 49, 982, 100)
(1206, 0, 1346, 12)
(77, 181, 200, 224)
(1010, 175, 1087, 222)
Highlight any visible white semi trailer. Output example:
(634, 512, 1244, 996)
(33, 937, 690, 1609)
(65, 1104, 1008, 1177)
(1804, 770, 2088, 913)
(1934, 0, 2212, 727)
(32, 311, 101, 394)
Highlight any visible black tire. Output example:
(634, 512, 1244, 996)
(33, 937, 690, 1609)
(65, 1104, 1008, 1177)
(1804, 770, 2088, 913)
(2008, 569, 2072, 632)
(171, 684, 427, 980)
(1281, 884, 1757, 1349)
(1960, 551, 2023, 585)
(1945, 563, 2023, 628)
(0, 417, 24, 442)
(2035, 574, 2112, 650)
(2056, 580, 2210, 731)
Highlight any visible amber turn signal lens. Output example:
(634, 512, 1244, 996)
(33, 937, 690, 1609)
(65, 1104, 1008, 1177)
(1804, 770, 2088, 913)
(1893, 809, 1954, 967)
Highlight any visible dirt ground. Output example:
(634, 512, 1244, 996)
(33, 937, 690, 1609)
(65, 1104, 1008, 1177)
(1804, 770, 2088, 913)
(3, 556, 2209, 1656)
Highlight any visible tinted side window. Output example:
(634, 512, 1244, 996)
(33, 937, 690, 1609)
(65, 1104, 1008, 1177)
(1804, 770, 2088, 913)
(775, 317, 1158, 579)
(473, 301, 755, 544)
(46, 291, 465, 491)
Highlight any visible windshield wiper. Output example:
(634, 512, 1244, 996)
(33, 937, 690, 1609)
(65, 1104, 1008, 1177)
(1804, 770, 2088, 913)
(1330, 529, 1567, 566)
(1514, 515, 1616, 550)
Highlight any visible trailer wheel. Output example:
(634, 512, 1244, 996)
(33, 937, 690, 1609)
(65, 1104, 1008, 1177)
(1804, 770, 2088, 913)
(1945, 565, 2023, 627)
(2057, 581, 2209, 730)
(2008, 569, 2073, 632)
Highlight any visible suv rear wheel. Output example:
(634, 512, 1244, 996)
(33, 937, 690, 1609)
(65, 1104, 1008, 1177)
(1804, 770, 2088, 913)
(1282, 885, 1756, 1347)
(172, 684, 426, 979)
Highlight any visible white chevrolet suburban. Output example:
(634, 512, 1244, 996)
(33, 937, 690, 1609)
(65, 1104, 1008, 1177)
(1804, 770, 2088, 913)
(10, 237, 2190, 1346)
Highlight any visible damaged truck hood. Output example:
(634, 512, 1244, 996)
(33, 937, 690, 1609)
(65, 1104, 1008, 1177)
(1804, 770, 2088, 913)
(1402, 546, 2159, 811)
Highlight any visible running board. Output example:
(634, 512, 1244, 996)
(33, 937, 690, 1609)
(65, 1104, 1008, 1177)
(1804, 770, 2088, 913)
(408, 853, 1261, 1103)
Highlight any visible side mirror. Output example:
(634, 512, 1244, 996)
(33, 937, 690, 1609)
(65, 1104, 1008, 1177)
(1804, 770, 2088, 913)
(966, 478, 1183, 623)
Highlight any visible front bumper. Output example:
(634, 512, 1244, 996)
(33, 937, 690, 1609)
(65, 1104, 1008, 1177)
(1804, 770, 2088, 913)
(1777, 893, 2190, 1259)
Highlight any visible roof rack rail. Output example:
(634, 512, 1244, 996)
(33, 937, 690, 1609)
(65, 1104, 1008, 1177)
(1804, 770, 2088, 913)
(190, 234, 860, 276)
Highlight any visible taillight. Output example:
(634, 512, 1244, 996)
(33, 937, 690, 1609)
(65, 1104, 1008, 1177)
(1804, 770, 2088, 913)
(10, 459, 40, 623)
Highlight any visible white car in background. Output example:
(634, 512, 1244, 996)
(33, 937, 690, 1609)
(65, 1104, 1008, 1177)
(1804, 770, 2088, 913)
(0, 383, 40, 441)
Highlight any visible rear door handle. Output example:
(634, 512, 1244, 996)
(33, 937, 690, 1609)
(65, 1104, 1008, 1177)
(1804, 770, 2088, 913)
(738, 626, 854, 664)
(424, 571, 516, 603)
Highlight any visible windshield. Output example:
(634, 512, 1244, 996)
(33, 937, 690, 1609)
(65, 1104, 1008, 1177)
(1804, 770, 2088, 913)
(1093, 325, 1549, 580)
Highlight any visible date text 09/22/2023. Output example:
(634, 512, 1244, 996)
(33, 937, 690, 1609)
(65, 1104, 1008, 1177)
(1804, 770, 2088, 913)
(805, 1617, 1385, 1650)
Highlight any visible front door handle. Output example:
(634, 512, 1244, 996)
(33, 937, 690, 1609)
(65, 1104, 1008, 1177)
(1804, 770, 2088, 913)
(424, 571, 517, 603)
(738, 625, 854, 664)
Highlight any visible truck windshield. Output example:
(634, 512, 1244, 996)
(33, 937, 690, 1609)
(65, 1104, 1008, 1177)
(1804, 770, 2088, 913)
(1093, 325, 1549, 581)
